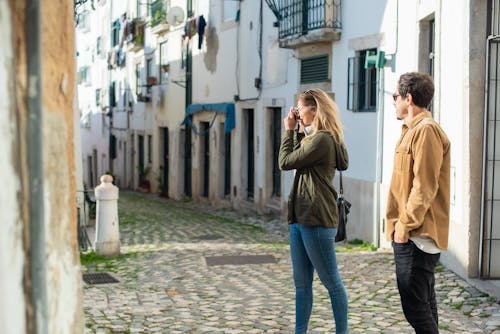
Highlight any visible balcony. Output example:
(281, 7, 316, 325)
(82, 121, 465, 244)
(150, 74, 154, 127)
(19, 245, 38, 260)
(277, 0, 341, 49)
(126, 18, 145, 52)
(150, 0, 169, 35)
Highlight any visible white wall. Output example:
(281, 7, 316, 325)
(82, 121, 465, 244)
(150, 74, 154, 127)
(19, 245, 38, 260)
(437, 0, 470, 278)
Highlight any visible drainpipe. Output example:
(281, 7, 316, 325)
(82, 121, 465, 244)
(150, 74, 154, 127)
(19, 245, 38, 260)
(374, 68, 385, 248)
(108, 0, 114, 173)
(184, 0, 193, 197)
(26, 0, 48, 333)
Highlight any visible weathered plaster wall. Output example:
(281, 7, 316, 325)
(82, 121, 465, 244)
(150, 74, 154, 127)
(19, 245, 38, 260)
(41, 1, 84, 332)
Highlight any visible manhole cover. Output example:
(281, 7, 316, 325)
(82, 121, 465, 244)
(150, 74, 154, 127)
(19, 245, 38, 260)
(205, 255, 276, 266)
(83, 272, 119, 285)
(196, 234, 222, 240)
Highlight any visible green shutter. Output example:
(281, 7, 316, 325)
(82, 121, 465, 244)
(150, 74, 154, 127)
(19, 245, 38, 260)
(347, 57, 355, 111)
(300, 55, 329, 84)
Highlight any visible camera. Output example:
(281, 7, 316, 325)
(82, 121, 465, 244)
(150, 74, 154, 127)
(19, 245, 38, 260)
(293, 107, 300, 120)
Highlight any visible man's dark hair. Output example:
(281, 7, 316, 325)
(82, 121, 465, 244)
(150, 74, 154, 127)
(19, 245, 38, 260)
(398, 72, 435, 108)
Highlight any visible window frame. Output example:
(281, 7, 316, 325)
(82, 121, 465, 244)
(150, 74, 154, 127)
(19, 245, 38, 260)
(347, 49, 378, 113)
(222, 0, 239, 22)
(159, 40, 169, 84)
(111, 20, 120, 47)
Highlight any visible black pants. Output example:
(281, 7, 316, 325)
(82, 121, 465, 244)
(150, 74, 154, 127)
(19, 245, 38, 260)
(392, 240, 440, 334)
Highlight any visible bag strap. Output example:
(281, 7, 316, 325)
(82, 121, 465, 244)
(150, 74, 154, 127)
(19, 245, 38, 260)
(338, 171, 344, 197)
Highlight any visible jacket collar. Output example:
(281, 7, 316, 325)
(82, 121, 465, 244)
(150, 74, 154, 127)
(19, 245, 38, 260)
(404, 111, 432, 129)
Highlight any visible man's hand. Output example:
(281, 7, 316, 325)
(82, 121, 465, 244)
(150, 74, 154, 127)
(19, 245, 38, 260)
(394, 220, 409, 243)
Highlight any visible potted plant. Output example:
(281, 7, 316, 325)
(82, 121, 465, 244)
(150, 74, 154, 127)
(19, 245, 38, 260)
(138, 166, 151, 192)
(147, 76, 157, 86)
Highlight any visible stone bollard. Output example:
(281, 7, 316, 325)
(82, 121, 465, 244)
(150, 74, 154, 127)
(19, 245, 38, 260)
(94, 175, 120, 256)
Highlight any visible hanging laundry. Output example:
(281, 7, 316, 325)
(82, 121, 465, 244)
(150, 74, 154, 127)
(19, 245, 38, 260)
(184, 17, 197, 39)
(117, 48, 126, 67)
(197, 15, 207, 49)
(120, 17, 128, 48)
(107, 50, 117, 69)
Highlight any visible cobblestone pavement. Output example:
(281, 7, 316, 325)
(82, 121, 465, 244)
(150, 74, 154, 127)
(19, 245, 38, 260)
(83, 192, 500, 333)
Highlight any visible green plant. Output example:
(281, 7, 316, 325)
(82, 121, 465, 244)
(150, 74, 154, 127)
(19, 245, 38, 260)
(138, 165, 151, 184)
(156, 174, 165, 194)
(336, 239, 377, 253)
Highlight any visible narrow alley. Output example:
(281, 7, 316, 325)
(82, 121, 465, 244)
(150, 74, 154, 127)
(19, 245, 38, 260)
(82, 192, 500, 333)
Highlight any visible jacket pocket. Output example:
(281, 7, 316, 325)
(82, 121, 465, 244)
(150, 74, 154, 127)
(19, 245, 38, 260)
(395, 147, 412, 173)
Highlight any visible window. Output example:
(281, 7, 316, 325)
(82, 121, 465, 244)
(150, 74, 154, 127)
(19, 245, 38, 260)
(137, 0, 151, 17)
(146, 58, 155, 92)
(427, 19, 435, 113)
(418, 18, 435, 114)
(95, 88, 101, 106)
(96, 36, 102, 55)
(159, 41, 169, 84)
(109, 81, 116, 107)
(77, 11, 90, 32)
(111, 20, 120, 47)
(300, 55, 329, 84)
(135, 64, 141, 96)
(347, 49, 377, 112)
(147, 58, 154, 78)
(223, 0, 239, 22)
(80, 66, 91, 86)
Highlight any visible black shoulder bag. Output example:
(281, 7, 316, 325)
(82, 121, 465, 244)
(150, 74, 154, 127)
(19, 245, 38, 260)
(336, 172, 351, 242)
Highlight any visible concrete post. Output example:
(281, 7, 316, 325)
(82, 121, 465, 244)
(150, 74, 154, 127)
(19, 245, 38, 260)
(94, 175, 120, 256)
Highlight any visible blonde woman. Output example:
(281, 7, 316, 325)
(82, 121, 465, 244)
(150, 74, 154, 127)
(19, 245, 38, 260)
(279, 88, 349, 334)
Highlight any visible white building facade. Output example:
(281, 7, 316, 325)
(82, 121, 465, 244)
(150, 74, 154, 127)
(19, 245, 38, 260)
(77, 0, 500, 282)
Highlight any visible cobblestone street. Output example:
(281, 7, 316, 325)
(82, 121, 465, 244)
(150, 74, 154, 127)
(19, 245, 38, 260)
(83, 192, 500, 333)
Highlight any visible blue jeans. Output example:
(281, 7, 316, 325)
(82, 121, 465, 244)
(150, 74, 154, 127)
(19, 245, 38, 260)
(289, 224, 349, 334)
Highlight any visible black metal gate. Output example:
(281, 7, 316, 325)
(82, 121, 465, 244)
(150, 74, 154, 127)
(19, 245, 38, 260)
(480, 0, 500, 278)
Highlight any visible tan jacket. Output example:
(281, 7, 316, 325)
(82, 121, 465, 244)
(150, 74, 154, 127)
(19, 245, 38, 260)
(386, 111, 451, 250)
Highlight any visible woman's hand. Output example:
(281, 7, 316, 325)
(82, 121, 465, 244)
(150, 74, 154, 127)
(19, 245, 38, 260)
(284, 107, 298, 131)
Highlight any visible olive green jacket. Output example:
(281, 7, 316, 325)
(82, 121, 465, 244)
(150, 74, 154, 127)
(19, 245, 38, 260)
(279, 130, 349, 228)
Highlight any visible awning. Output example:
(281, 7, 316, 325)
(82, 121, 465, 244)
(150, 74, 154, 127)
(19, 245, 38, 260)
(181, 102, 235, 135)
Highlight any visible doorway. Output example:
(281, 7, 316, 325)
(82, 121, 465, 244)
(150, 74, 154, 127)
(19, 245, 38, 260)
(271, 108, 282, 197)
(200, 122, 210, 197)
(161, 127, 169, 197)
(138, 135, 145, 184)
(244, 109, 255, 200)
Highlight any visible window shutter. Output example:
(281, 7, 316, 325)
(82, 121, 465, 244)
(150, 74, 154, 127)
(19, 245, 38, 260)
(300, 55, 329, 84)
(347, 57, 355, 111)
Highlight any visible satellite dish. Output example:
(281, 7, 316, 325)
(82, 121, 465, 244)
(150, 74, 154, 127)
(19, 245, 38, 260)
(167, 6, 185, 26)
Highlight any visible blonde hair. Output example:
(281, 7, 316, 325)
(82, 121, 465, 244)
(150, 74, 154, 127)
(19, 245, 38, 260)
(299, 88, 344, 143)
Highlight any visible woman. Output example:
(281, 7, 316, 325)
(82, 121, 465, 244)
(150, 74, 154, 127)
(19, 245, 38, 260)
(279, 88, 349, 334)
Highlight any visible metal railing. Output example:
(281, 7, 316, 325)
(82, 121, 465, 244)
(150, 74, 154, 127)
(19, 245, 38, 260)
(77, 190, 96, 252)
(278, 0, 341, 39)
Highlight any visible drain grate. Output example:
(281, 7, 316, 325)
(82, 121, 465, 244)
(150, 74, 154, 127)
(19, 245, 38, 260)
(196, 234, 223, 240)
(205, 255, 276, 266)
(83, 272, 119, 285)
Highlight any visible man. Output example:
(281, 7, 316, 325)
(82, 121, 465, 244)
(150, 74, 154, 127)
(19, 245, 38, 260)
(386, 72, 450, 333)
